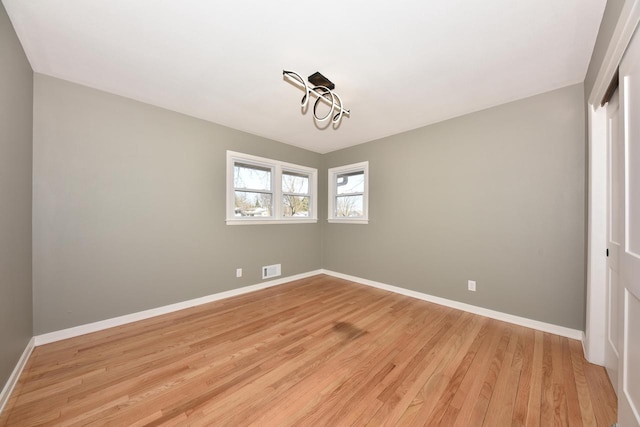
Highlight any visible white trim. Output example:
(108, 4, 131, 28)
(34, 270, 323, 346)
(22, 267, 583, 361)
(585, 105, 608, 365)
(586, 0, 640, 366)
(226, 219, 317, 225)
(327, 161, 369, 223)
(31, 269, 583, 345)
(327, 219, 369, 225)
(321, 270, 584, 341)
(3, 268, 587, 412)
(588, 0, 640, 106)
(0, 337, 35, 416)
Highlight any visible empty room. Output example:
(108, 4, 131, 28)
(2, 0, 640, 425)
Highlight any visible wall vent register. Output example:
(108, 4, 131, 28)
(262, 264, 281, 279)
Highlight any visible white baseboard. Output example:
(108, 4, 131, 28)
(321, 270, 584, 341)
(34, 270, 323, 346)
(2, 268, 587, 417)
(581, 331, 590, 361)
(32, 267, 583, 347)
(0, 337, 35, 416)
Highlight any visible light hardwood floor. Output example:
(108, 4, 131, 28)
(1, 275, 616, 426)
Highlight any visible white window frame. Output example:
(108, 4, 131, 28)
(328, 161, 369, 224)
(226, 151, 317, 225)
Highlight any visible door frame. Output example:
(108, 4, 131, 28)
(585, 0, 640, 365)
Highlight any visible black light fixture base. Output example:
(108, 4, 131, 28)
(308, 72, 335, 90)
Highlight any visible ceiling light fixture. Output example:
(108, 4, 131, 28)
(282, 70, 350, 127)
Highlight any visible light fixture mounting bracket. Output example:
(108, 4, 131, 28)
(308, 72, 335, 90)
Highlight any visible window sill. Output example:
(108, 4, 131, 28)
(327, 218, 369, 225)
(226, 218, 318, 225)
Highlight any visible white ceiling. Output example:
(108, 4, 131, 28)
(4, 0, 605, 153)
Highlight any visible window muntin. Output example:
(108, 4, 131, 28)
(328, 162, 369, 224)
(227, 151, 317, 224)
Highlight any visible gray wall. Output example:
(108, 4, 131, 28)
(33, 74, 322, 334)
(321, 84, 586, 330)
(32, 77, 588, 333)
(584, 0, 627, 98)
(0, 3, 33, 386)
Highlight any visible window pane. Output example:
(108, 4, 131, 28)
(234, 191, 272, 217)
(282, 196, 310, 217)
(336, 171, 364, 195)
(282, 171, 309, 194)
(335, 195, 363, 217)
(234, 162, 271, 191)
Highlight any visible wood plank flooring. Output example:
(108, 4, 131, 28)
(0, 275, 616, 426)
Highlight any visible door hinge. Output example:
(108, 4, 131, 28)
(606, 248, 609, 257)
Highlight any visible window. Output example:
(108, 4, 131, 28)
(233, 161, 273, 218)
(282, 171, 311, 217)
(328, 161, 369, 224)
(227, 151, 317, 224)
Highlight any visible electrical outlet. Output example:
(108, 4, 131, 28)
(236, 268, 242, 278)
(468, 280, 476, 292)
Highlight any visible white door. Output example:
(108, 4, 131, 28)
(617, 25, 640, 427)
(605, 89, 622, 391)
